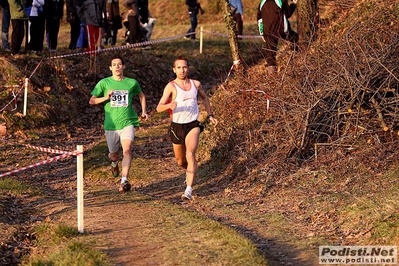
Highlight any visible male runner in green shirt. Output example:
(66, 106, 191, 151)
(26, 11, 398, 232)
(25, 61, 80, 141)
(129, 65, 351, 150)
(89, 55, 148, 192)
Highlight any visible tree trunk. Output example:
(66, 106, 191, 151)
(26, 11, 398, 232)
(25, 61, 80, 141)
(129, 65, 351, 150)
(220, 0, 243, 73)
(297, 0, 319, 45)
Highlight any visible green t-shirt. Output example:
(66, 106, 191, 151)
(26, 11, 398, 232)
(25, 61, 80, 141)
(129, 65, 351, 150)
(91, 77, 142, 130)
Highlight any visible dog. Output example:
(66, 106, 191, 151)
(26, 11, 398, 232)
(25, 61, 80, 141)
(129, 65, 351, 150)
(141, 17, 156, 40)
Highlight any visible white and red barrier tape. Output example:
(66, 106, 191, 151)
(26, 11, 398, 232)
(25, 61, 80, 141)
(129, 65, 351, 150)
(242, 89, 270, 114)
(23, 143, 83, 156)
(0, 83, 24, 113)
(0, 143, 83, 178)
(0, 153, 76, 178)
(46, 33, 192, 60)
(201, 30, 263, 40)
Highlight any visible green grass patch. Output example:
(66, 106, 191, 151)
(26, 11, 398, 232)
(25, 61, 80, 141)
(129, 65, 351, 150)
(0, 178, 38, 196)
(22, 223, 111, 266)
(23, 241, 111, 266)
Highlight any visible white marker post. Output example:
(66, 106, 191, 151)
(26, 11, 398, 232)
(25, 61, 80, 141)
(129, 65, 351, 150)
(76, 145, 84, 233)
(200, 26, 203, 54)
(23, 78, 28, 116)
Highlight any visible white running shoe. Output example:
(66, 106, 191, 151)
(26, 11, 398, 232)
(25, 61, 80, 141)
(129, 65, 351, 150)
(181, 191, 192, 201)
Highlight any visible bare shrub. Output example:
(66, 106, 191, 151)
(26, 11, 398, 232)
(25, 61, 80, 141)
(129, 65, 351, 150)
(207, 0, 399, 187)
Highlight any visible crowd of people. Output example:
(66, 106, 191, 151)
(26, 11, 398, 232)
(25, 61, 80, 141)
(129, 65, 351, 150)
(0, 0, 154, 56)
(1, 0, 298, 69)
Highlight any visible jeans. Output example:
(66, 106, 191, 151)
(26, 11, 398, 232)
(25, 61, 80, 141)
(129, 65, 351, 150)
(186, 11, 197, 39)
(2, 6, 11, 50)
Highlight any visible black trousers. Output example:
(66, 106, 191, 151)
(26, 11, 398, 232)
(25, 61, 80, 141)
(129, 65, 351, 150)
(29, 16, 45, 51)
(233, 13, 243, 36)
(11, 19, 26, 54)
(127, 15, 143, 44)
(68, 19, 81, 50)
(46, 17, 60, 50)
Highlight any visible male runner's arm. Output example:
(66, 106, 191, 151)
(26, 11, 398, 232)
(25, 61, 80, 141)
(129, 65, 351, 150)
(157, 83, 177, 113)
(138, 91, 149, 120)
(196, 81, 218, 126)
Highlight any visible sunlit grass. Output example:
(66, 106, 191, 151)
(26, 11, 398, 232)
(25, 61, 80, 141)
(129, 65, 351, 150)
(0, 178, 38, 196)
(22, 223, 111, 266)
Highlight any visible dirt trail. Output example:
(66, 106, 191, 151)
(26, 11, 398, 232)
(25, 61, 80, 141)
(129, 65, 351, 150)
(0, 116, 318, 266)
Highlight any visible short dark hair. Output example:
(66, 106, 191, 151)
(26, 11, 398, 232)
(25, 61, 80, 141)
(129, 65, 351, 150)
(173, 56, 189, 67)
(110, 56, 124, 65)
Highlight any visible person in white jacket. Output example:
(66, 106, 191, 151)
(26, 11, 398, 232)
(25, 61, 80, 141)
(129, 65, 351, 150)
(28, 0, 45, 52)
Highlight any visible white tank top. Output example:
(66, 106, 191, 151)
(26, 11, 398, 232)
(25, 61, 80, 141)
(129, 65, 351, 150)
(172, 79, 199, 124)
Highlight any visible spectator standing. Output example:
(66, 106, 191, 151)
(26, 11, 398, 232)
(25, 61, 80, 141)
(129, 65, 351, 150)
(28, 0, 45, 53)
(44, 0, 64, 51)
(184, 0, 203, 40)
(123, 0, 142, 44)
(257, 0, 298, 74)
(229, 0, 243, 38)
(102, 0, 122, 46)
(1, 0, 11, 51)
(8, 0, 29, 56)
(78, 0, 106, 53)
(66, 0, 81, 50)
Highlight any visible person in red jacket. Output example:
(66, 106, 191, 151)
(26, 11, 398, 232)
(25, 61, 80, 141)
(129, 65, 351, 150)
(257, 0, 298, 75)
(77, 0, 106, 53)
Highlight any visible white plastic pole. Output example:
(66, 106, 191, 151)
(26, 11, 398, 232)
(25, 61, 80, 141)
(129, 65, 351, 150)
(77, 145, 84, 233)
(200, 27, 203, 54)
(23, 78, 28, 116)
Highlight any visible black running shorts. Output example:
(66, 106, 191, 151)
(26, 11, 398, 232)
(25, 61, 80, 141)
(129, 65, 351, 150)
(168, 120, 204, 144)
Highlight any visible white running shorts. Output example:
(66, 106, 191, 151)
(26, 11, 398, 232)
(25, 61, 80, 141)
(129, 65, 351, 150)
(105, 125, 135, 153)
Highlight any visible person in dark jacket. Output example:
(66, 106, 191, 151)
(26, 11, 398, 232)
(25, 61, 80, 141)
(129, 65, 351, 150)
(66, 0, 81, 49)
(184, 0, 202, 40)
(257, 0, 298, 74)
(8, 0, 29, 56)
(78, 0, 106, 53)
(44, 0, 64, 51)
